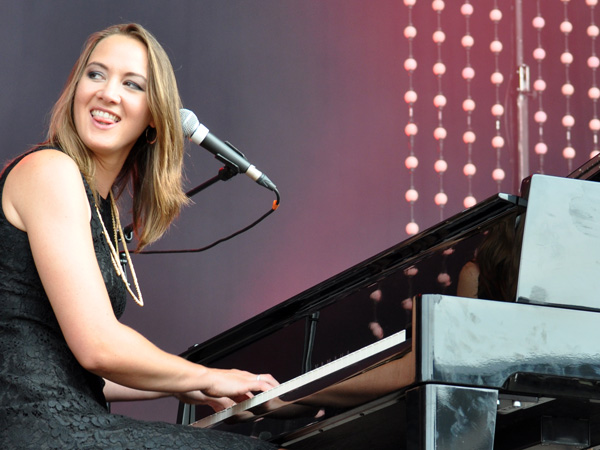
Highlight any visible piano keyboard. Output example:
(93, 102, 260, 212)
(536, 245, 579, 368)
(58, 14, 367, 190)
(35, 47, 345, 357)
(192, 329, 407, 428)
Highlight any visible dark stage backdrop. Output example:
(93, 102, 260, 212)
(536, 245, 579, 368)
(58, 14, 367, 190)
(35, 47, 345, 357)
(0, 1, 594, 423)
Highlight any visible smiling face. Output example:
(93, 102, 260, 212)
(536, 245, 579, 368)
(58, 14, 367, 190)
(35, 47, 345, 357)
(73, 34, 153, 166)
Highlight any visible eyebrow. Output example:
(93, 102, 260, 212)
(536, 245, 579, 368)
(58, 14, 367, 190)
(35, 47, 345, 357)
(86, 61, 147, 82)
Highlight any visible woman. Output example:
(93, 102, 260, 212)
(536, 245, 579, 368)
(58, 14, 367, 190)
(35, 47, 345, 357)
(0, 23, 281, 449)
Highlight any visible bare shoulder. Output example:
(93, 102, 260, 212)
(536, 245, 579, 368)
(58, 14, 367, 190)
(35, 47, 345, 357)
(456, 260, 480, 299)
(11, 149, 80, 181)
(4, 149, 88, 231)
(460, 260, 480, 278)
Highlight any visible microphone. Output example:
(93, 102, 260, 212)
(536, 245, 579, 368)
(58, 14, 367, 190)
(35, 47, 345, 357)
(180, 108, 277, 192)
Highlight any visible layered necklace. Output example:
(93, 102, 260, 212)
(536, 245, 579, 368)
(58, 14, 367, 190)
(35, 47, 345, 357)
(94, 191, 144, 307)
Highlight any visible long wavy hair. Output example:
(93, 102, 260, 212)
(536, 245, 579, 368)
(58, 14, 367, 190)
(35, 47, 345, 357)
(45, 23, 189, 250)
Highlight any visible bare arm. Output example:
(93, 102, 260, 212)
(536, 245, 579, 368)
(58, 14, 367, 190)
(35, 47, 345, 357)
(3, 150, 277, 401)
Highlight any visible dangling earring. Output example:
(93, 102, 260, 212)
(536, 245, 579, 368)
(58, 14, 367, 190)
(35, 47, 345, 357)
(146, 126, 157, 145)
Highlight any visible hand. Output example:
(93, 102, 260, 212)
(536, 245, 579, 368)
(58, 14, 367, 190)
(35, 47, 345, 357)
(174, 391, 235, 412)
(202, 368, 279, 403)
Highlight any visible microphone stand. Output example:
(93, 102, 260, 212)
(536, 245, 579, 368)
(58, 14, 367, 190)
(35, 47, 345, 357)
(118, 165, 238, 274)
(122, 165, 238, 244)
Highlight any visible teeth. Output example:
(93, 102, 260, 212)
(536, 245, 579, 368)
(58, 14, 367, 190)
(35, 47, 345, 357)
(91, 110, 120, 123)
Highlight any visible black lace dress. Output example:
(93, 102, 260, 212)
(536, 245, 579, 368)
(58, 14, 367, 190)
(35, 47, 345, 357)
(0, 149, 276, 449)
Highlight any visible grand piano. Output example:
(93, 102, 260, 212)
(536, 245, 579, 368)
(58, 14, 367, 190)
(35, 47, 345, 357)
(177, 155, 600, 449)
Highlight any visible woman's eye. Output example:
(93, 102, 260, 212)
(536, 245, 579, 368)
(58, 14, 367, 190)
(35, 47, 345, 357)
(87, 71, 103, 80)
(125, 81, 144, 91)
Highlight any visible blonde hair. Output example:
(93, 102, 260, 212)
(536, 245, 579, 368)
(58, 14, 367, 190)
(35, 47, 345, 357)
(46, 23, 189, 250)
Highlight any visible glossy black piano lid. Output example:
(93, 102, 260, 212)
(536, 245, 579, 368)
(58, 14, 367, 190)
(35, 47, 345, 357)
(180, 192, 523, 382)
(567, 152, 600, 182)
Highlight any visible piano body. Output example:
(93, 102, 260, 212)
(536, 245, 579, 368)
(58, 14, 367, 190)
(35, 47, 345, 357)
(177, 158, 600, 449)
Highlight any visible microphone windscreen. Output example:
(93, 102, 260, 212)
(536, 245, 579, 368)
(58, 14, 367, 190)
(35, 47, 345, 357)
(180, 109, 199, 138)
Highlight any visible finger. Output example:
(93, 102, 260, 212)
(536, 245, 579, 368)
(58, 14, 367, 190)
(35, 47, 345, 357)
(253, 373, 279, 390)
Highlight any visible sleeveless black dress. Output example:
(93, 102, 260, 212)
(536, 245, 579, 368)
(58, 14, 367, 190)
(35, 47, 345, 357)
(0, 149, 276, 449)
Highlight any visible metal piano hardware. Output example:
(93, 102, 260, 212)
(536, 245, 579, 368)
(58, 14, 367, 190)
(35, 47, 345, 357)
(178, 155, 600, 449)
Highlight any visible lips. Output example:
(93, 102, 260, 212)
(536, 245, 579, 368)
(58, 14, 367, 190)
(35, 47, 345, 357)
(91, 109, 121, 124)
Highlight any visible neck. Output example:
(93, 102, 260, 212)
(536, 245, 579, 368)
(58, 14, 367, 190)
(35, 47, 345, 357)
(93, 154, 128, 198)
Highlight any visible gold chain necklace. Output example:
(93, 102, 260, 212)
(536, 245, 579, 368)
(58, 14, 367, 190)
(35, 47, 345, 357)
(94, 191, 144, 307)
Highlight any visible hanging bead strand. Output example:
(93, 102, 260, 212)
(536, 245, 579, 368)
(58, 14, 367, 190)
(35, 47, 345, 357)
(403, 0, 420, 236)
(560, 0, 576, 171)
(587, 0, 600, 159)
(532, 1, 548, 173)
(461, 1, 477, 209)
(490, 3, 506, 191)
(432, 0, 448, 221)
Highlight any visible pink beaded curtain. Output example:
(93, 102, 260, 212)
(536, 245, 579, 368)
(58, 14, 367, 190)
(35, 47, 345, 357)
(402, 0, 598, 237)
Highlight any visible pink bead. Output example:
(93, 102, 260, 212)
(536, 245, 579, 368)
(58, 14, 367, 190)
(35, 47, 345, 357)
(534, 110, 548, 124)
(591, 150, 600, 158)
(404, 90, 418, 103)
(589, 87, 600, 99)
(463, 131, 476, 144)
(461, 35, 474, 48)
(562, 83, 575, 96)
(560, 21, 573, 34)
(532, 16, 545, 29)
(533, 48, 546, 61)
(491, 72, 504, 85)
(405, 188, 419, 202)
(404, 266, 418, 277)
(434, 159, 448, 173)
(463, 163, 476, 176)
(588, 56, 600, 69)
(461, 3, 474, 16)
(492, 136, 505, 149)
(563, 146, 576, 159)
(489, 9, 502, 22)
(404, 57, 418, 71)
(463, 99, 476, 112)
(562, 114, 575, 128)
(462, 66, 475, 80)
(433, 62, 446, 76)
(405, 155, 419, 169)
(490, 40, 503, 53)
(433, 30, 446, 44)
(590, 118, 600, 131)
(404, 25, 417, 39)
(492, 168, 505, 181)
(433, 127, 447, 140)
(404, 0, 416, 6)
(535, 142, 548, 155)
(369, 289, 382, 302)
(561, 52, 574, 65)
(589, 25, 600, 37)
(405, 123, 418, 136)
(432, 0, 445, 12)
(434, 192, 448, 206)
(491, 103, 504, 116)
(406, 222, 419, 235)
(368, 322, 384, 339)
(587, 0, 598, 6)
(433, 94, 447, 108)
(463, 196, 477, 208)
(437, 272, 451, 286)
(533, 79, 547, 92)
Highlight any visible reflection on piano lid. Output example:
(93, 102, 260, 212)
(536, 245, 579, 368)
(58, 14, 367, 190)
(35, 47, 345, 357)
(178, 191, 525, 432)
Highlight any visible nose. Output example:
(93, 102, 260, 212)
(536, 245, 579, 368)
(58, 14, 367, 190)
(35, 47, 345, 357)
(96, 80, 121, 104)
